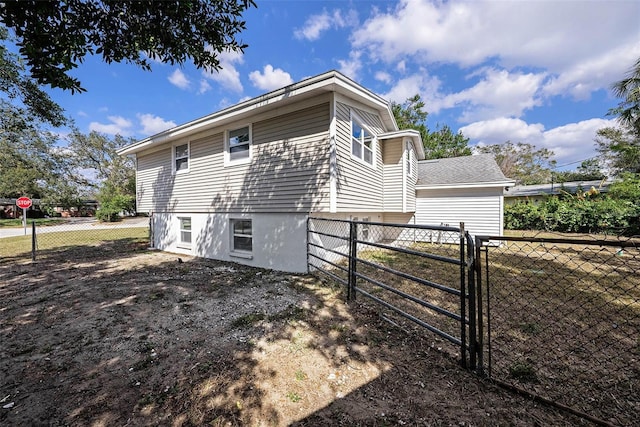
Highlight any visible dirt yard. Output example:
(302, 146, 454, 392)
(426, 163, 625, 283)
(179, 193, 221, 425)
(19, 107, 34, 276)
(1, 240, 589, 426)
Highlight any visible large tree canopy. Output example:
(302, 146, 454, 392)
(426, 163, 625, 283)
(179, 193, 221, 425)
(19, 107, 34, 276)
(476, 141, 556, 185)
(391, 94, 471, 160)
(0, 0, 256, 92)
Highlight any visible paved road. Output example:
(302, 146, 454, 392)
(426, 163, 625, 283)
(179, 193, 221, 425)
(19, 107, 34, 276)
(0, 217, 149, 239)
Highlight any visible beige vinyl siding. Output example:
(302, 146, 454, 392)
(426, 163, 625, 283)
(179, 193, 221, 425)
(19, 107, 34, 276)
(335, 102, 385, 211)
(382, 138, 403, 211)
(136, 147, 173, 212)
(416, 188, 504, 236)
(136, 102, 331, 213)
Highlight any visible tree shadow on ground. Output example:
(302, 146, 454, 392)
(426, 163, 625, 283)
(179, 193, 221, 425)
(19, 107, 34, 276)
(0, 244, 588, 426)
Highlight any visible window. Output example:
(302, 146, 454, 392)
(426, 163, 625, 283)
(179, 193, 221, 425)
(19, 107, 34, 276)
(226, 125, 251, 165)
(351, 115, 375, 166)
(231, 219, 252, 253)
(178, 217, 191, 247)
(362, 217, 370, 241)
(406, 141, 415, 176)
(174, 143, 189, 173)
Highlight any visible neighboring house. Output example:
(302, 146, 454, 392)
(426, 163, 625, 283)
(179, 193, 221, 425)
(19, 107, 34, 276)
(415, 155, 515, 240)
(504, 179, 613, 205)
(118, 71, 425, 273)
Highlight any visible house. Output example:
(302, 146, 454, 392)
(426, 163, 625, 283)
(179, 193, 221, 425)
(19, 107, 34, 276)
(118, 70, 508, 273)
(415, 155, 514, 240)
(118, 71, 426, 272)
(504, 179, 613, 205)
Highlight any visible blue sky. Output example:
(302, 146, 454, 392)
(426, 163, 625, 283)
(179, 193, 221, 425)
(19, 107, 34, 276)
(46, 0, 640, 170)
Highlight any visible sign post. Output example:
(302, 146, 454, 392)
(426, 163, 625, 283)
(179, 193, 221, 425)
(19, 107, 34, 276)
(16, 197, 32, 235)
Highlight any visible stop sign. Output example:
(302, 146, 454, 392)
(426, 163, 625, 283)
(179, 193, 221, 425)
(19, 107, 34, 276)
(16, 197, 32, 209)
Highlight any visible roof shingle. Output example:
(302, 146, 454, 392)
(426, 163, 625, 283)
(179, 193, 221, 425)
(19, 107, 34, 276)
(417, 154, 511, 186)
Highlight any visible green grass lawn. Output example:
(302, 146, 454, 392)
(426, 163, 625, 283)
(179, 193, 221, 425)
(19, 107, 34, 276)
(0, 218, 67, 228)
(0, 227, 149, 258)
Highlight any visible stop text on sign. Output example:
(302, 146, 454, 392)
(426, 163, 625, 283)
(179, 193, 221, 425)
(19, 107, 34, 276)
(16, 197, 32, 209)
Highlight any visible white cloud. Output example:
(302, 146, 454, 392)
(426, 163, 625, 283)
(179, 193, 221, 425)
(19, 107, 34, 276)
(249, 65, 294, 91)
(383, 73, 442, 108)
(168, 69, 190, 90)
(198, 79, 212, 95)
(461, 117, 615, 166)
(350, 0, 640, 100)
(374, 71, 392, 84)
(202, 49, 244, 92)
(89, 116, 133, 136)
(77, 110, 88, 118)
(137, 114, 177, 135)
(295, 9, 357, 41)
(337, 50, 363, 80)
(448, 68, 547, 122)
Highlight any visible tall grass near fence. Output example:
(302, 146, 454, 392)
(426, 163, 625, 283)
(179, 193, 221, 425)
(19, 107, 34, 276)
(477, 236, 640, 426)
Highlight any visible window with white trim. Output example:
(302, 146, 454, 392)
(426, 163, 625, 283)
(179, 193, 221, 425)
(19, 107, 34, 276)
(178, 217, 191, 247)
(174, 143, 189, 173)
(231, 219, 252, 253)
(406, 140, 415, 177)
(226, 125, 251, 165)
(351, 115, 375, 166)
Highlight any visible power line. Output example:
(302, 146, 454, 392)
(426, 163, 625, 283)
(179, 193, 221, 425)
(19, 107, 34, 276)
(553, 156, 598, 170)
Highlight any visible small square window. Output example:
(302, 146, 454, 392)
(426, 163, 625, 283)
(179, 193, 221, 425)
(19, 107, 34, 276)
(231, 219, 252, 252)
(178, 217, 191, 247)
(174, 143, 189, 173)
(226, 125, 251, 165)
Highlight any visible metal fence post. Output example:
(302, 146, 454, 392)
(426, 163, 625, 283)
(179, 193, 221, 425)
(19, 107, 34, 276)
(31, 220, 36, 261)
(466, 230, 477, 371)
(459, 222, 467, 368)
(348, 220, 358, 301)
(474, 236, 485, 376)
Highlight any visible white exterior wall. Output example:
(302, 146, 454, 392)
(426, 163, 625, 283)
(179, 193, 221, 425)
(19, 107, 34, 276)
(152, 212, 309, 273)
(416, 187, 505, 238)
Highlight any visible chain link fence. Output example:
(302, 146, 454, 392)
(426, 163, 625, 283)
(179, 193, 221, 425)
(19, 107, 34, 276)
(0, 217, 150, 261)
(476, 234, 640, 426)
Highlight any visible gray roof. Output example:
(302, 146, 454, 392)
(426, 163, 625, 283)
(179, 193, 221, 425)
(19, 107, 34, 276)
(506, 179, 614, 198)
(417, 154, 512, 187)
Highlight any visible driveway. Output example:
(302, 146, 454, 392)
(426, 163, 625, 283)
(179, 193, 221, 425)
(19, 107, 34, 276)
(0, 217, 149, 239)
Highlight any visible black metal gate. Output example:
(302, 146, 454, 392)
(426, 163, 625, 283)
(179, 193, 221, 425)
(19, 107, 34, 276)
(307, 217, 477, 368)
(474, 234, 640, 426)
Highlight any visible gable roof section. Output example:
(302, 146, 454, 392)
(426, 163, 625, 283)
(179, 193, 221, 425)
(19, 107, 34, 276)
(416, 154, 514, 189)
(118, 70, 405, 156)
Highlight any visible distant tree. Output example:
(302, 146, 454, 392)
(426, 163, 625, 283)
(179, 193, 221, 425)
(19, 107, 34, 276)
(608, 57, 640, 133)
(553, 158, 606, 183)
(0, 0, 256, 93)
(391, 94, 471, 159)
(595, 125, 640, 175)
(391, 94, 429, 138)
(476, 141, 556, 185)
(66, 131, 136, 220)
(423, 124, 472, 160)
(0, 111, 69, 199)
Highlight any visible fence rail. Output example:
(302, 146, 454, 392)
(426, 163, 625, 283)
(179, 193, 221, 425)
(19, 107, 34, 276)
(307, 217, 476, 368)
